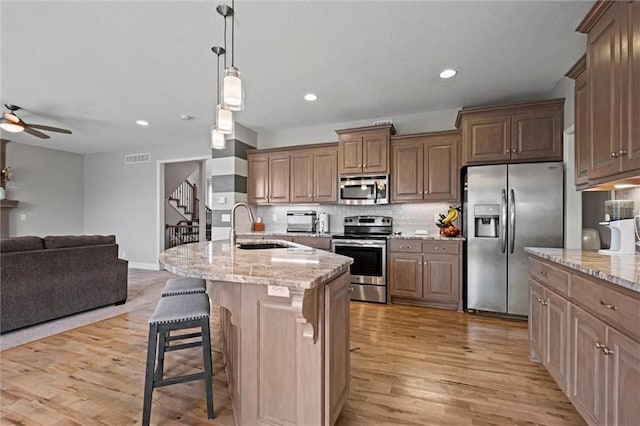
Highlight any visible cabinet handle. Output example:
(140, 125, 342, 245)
(512, 148, 518, 153)
(539, 270, 550, 278)
(599, 300, 617, 311)
(363, 164, 367, 168)
(358, 164, 362, 168)
(419, 191, 423, 194)
(595, 341, 605, 349)
(537, 298, 544, 304)
(611, 152, 619, 158)
(505, 149, 511, 153)
(308, 194, 312, 197)
(618, 149, 627, 156)
(602, 347, 614, 356)
(348, 287, 354, 293)
(542, 300, 548, 306)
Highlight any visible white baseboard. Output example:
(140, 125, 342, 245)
(128, 262, 160, 271)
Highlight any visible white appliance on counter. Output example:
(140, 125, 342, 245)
(463, 162, 564, 316)
(317, 212, 330, 234)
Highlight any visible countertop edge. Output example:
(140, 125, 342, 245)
(525, 247, 639, 294)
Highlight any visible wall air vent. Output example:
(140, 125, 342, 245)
(372, 120, 393, 126)
(124, 153, 151, 164)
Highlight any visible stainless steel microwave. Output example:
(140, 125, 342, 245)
(338, 175, 389, 205)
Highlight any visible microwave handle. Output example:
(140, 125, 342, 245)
(374, 180, 379, 204)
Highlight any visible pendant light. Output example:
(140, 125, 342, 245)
(211, 46, 233, 135)
(211, 125, 226, 150)
(217, 1, 244, 111)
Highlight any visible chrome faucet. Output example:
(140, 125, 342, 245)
(230, 202, 255, 245)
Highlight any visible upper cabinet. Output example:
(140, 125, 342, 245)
(247, 152, 290, 204)
(290, 146, 338, 203)
(455, 99, 564, 166)
(572, 0, 640, 189)
(567, 55, 590, 189)
(391, 130, 460, 202)
(336, 124, 395, 175)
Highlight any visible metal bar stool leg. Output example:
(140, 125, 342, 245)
(201, 317, 214, 419)
(142, 323, 158, 426)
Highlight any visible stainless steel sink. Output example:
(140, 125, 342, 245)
(237, 242, 290, 250)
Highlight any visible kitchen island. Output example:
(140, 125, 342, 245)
(525, 248, 639, 426)
(159, 239, 353, 426)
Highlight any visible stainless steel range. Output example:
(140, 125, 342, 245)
(331, 216, 392, 303)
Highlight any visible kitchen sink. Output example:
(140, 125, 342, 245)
(237, 242, 290, 250)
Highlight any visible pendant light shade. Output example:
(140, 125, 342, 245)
(216, 104, 233, 134)
(223, 66, 244, 111)
(211, 126, 226, 149)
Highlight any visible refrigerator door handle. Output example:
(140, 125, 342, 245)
(500, 188, 507, 253)
(509, 188, 516, 254)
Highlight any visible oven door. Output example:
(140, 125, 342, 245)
(331, 240, 386, 285)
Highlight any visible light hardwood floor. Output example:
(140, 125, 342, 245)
(0, 270, 584, 426)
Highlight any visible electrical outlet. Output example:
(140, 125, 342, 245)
(221, 214, 231, 222)
(121, 251, 126, 258)
(267, 285, 290, 298)
(218, 196, 226, 204)
(272, 214, 278, 222)
(19, 214, 26, 221)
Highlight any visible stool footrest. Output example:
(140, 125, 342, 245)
(155, 372, 206, 387)
(167, 331, 202, 341)
(166, 341, 203, 351)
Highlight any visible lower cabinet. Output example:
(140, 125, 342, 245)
(529, 256, 640, 426)
(388, 239, 461, 310)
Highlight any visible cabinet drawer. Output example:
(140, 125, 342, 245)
(529, 257, 569, 296)
(292, 236, 331, 251)
(388, 239, 421, 253)
(571, 275, 640, 341)
(422, 241, 460, 255)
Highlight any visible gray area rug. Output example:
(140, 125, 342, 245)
(0, 269, 175, 351)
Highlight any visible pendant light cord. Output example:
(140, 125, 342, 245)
(231, 0, 235, 67)
(223, 15, 228, 69)
(216, 53, 220, 104)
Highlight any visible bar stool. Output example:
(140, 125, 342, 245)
(161, 277, 206, 297)
(142, 292, 214, 425)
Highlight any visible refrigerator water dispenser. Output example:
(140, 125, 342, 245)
(474, 205, 499, 238)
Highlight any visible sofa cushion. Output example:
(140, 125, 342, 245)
(43, 235, 116, 249)
(0, 236, 44, 253)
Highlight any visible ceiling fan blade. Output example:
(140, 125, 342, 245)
(25, 123, 72, 134)
(2, 112, 20, 123)
(23, 127, 51, 139)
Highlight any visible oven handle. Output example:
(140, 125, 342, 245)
(332, 240, 386, 248)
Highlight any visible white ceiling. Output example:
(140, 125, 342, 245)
(1, 0, 594, 155)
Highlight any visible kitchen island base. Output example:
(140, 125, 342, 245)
(211, 271, 350, 426)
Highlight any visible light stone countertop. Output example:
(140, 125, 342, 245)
(159, 239, 352, 290)
(525, 248, 640, 293)
(237, 231, 335, 238)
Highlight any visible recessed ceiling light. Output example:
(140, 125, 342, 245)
(439, 69, 457, 79)
(304, 93, 318, 102)
(136, 120, 149, 126)
(180, 114, 192, 121)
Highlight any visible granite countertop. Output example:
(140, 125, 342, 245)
(388, 233, 465, 241)
(525, 248, 640, 293)
(239, 231, 465, 241)
(159, 239, 352, 290)
(237, 231, 335, 238)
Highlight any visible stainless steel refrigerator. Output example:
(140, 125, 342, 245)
(463, 162, 564, 316)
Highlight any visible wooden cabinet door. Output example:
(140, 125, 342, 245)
(248, 154, 269, 204)
(362, 133, 388, 173)
(391, 140, 423, 202)
(422, 254, 459, 304)
(544, 289, 570, 393)
(574, 66, 590, 187)
(511, 109, 563, 162)
(570, 306, 607, 426)
(424, 134, 459, 201)
(268, 154, 290, 203)
(588, 2, 622, 180)
(338, 137, 362, 175)
(290, 150, 314, 203)
(621, 0, 640, 174)
(314, 148, 338, 203)
(324, 273, 350, 426)
(529, 279, 545, 361)
(606, 327, 640, 426)
(388, 252, 422, 299)
(463, 116, 511, 164)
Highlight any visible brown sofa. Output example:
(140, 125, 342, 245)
(0, 235, 128, 333)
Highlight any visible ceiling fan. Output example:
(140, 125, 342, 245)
(0, 104, 72, 139)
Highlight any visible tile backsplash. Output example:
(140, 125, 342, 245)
(614, 187, 640, 215)
(256, 202, 457, 235)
